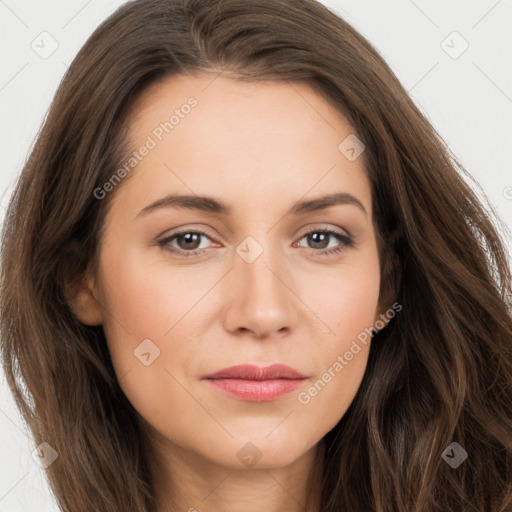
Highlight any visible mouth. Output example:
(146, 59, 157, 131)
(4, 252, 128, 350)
(202, 364, 308, 402)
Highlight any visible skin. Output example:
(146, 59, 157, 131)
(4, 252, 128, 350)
(70, 72, 391, 512)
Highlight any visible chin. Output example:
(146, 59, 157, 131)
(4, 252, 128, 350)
(204, 434, 317, 470)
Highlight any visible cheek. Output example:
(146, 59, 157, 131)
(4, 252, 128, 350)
(96, 242, 226, 406)
(98, 243, 216, 348)
(95, 246, 210, 432)
(297, 249, 381, 344)
(292, 253, 380, 430)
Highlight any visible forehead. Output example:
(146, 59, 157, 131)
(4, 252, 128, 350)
(129, 72, 352, 142)
(115, 72, 372, 220)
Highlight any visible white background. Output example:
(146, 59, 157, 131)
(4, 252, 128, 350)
(1, 0, 511, 510)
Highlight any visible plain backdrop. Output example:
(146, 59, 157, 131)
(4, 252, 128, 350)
(0, 1, 511, 510)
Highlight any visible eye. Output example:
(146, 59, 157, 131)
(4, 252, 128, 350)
(158, 227, 354, 258)
(294, 228, 354, 257)
(158, 230, 216, 257)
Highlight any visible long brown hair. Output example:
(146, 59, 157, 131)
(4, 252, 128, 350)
(1, 0, 511, 510)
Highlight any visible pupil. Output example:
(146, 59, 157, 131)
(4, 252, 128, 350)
(309, 232, 328, 249)
(179, 233, 200, 250)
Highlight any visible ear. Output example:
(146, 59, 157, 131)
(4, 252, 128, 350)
(64, 274, 104, 326)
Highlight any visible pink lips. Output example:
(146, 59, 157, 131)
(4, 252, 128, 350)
(202, 364, 307, 402)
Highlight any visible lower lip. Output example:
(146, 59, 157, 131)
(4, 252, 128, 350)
(204, 378, 306, 402)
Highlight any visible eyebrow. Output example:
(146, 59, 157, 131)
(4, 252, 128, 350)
(137, 191, 367, 218)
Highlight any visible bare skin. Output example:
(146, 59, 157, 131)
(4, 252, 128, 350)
(70, 71, 391, 512)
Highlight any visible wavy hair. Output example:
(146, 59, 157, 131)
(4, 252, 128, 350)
(1, 0, 511, 510)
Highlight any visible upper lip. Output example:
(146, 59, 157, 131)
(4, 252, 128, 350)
(203, 364, 306, 380)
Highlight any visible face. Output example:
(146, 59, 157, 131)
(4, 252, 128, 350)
(75, 72, 388, 472)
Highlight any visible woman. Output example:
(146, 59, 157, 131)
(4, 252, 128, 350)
(1, 0, 511, 511)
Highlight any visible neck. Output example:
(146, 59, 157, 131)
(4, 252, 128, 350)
(141, 425, 325, 512)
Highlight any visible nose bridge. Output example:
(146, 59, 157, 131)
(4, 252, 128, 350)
(222, 232, 298, 337)
(241, 244, 285, 300)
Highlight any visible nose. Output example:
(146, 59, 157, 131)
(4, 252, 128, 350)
(222, 244, 299, 339)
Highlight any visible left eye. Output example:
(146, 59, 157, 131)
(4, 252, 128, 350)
(158, 228, 353, 257)
(160, 231, 213, 253)
(296, 229, 349, 251)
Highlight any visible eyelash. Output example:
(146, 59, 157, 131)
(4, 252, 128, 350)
(158, 226, 354, 258)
